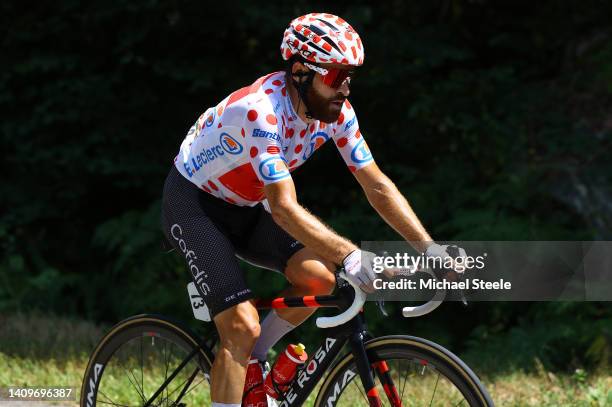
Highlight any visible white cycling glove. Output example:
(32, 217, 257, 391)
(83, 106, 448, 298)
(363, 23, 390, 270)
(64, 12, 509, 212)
(342, 249, 378, 293)
(424, 243, 468, 274)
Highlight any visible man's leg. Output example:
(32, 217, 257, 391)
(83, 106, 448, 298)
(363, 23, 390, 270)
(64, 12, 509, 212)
(211, 301, 261, 404)
(251, 247, 335, 361)
(277, 247, 336, 323)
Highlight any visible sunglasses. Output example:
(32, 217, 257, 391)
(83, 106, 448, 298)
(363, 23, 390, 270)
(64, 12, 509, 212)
(304, 62, 355, 89)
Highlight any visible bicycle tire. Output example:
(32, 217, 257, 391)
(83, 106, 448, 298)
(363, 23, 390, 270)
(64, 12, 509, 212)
(80, 314, 215, 407)
(314, 335, 494, 407)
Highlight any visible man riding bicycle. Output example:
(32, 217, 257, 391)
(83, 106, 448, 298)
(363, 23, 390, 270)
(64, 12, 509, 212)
(161, 12, 464, 407)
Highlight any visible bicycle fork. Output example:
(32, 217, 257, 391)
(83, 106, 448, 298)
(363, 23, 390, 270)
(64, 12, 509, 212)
(349, 317, 402, 407)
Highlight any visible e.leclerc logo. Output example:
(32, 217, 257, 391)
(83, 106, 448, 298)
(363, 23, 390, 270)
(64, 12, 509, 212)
(184, 132, 243, 177)
(259, 157, 290, 181)
(219, 133, 243, 155)
(350, 138, 372, 163)
(302, 132, 329, 160)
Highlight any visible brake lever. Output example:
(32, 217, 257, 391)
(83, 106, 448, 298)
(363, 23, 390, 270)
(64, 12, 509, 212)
(457, 273, 468, 306)
(376, 299, 388, 317)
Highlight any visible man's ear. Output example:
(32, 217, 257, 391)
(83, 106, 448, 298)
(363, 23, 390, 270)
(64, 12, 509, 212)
(291, 61, 309, 82)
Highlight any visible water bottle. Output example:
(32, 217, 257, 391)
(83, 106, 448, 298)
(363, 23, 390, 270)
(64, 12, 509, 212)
(243, 357, 267, 407)
(264, 343, 308, 399)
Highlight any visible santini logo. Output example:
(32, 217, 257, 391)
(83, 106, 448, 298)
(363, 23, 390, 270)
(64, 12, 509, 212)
(252, 128, 281, 142)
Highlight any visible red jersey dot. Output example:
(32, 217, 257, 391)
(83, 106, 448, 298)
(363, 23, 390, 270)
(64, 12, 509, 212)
(247, 110, 258, 121)
(337, 112, 345, 125)
(241, 128, 245, 137)
(217, 122, 222, 128)
(250, 147, 258, 158)
(265, 88, 273, 94)
(349, 165, 357, 173)
(208, 180, 219, 191)
(289, 159, 298, 167)
(286, 128, 295, 138)
(345, 100, 353, 109)
(309, 123, 315, 132)
(266, 114, 277, 125)
(225, 197, 236, 204)
(281, 87, 287, 96)
(272, 79, 282, 86)
(217, 106, 224, 116)
(355, 129, 362, 138)
(337, 137, 348, 148)
(201, 185, 211, 193)
(300, 129, 307, 138)
(294, 144, 303, 153)
(267, 146, 281, 154)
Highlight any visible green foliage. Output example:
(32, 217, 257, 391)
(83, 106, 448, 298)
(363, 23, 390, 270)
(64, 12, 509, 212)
(2, 0, 612, 374)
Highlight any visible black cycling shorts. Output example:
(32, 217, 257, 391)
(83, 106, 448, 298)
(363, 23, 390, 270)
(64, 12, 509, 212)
(161, 166, 304, 318)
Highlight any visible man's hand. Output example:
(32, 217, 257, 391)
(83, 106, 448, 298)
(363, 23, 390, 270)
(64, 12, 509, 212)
(425, 243, 468, 277)
(342, 249, 379, 293)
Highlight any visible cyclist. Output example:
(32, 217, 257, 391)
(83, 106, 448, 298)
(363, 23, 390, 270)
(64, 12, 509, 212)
(161, 12, 465, 407)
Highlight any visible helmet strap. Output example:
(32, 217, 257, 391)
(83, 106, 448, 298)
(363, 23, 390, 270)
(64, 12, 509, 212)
(291, 70, 315, 121)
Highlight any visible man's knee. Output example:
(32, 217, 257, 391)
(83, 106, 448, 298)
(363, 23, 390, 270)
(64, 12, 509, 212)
(286, 250, 337, 294)
(214, 302, 261, 354)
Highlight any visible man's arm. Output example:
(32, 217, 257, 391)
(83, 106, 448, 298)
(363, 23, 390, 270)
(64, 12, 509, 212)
(265, 178, 357, 265)
(353, 162, 433, 253)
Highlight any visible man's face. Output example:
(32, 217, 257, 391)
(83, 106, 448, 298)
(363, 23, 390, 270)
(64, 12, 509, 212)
(294, 62, 354, 123)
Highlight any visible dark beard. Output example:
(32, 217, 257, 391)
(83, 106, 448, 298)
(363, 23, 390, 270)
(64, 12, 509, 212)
(304, 87, 345, 123)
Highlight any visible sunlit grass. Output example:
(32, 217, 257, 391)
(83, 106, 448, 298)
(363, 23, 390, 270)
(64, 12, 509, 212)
(1, 313, 610, 406)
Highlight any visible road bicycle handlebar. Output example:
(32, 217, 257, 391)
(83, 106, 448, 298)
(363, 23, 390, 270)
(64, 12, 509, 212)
(402, 267, 446, 317)
(315, 267, 450, 328)
(315, 271, 367, 328)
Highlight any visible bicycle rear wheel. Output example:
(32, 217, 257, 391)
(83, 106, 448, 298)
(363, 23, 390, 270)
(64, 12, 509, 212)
(81, 314, 214, 407)
(315, 335, 493, 407)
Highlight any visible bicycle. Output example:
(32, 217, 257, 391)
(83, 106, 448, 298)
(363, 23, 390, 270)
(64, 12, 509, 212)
(81, 268, 494, 406)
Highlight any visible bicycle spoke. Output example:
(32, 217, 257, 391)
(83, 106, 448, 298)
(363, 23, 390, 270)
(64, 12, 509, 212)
(399, 359, 409, 402)
(140, 336, 145, 402)
(177, 376, 206, 398)
(453, 398, 467, 407)
(117, 349, 146, 403)
(97, 389, 131, 407)
(351, 379, 369, 405)
(96, 399, 132, 407)
(427, 372, 440, 407)
(116, 346, 146, 405)
(163, 339, 169, 406)
(166, 369, 203, 405)
(125, 366, 146, 404)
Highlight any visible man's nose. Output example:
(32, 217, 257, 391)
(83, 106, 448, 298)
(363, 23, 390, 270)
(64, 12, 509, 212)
(338, 79, 350, 97)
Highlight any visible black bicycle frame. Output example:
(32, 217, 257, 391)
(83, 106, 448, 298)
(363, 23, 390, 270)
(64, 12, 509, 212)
(144, 284, 384, 407)
(275, 310, 378, 406)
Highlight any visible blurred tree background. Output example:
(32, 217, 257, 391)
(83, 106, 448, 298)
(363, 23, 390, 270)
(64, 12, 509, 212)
(1, 0, 611, 375)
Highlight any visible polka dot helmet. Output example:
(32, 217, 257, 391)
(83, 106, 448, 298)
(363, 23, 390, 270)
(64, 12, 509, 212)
(281, 12, 364, 66)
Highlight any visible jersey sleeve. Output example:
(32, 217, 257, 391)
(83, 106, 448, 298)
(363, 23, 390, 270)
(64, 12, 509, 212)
(241, 106, 291, 185)
(332, 101, 374, 173)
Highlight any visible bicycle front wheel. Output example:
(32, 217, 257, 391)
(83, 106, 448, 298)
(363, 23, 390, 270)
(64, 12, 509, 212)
(81, 314, 214, 407)
(315, 335, 493, 407)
